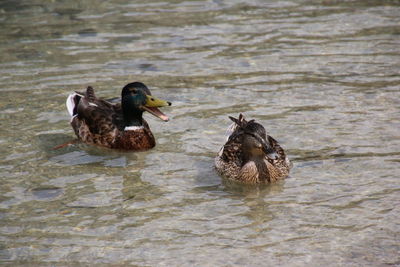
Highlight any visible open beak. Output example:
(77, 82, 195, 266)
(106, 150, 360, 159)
(142, 95, 172, 122)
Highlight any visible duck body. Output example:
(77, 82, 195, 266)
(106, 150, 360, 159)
(215, 114, 290, 183)
(66, 82, 170, 150)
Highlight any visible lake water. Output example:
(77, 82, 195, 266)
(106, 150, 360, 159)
(1, 0, 399, 266)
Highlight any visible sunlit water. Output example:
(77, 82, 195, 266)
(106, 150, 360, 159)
(1, 0, 399, 266)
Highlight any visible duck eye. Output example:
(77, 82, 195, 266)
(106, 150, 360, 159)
(131, 89, 137, 94)
(151, 98, 155, 101)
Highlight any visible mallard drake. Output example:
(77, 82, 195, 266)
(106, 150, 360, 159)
(215, 114, 290, 183)
(66, 82, 171, 150)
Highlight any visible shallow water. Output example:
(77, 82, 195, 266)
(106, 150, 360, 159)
(1, 0, 400, 266)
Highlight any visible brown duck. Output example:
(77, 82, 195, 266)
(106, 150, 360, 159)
(215, 114, 290, 183)
(66, 82, 171, 150)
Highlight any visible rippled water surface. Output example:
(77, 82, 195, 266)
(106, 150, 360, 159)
(1, 0, 400, 266)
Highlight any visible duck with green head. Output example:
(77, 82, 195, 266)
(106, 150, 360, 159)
(66, 82, 171, 150)
(215, 114, 290, 183)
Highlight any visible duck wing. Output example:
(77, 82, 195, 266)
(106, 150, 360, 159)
(267, 135, 286, 160)
(220, 133, 244, 166)
(76, 87, 122, 135)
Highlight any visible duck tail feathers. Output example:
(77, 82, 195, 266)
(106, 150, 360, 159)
(66, 92, 82, 117)
(85, 86, 96, 102)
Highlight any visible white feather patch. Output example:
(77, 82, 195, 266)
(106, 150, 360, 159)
(66, 93, 77, 117)
(88, 102, 98, 107)
(225, 122, 237, 141)
(124, 126, 144, 131)
(218, 147, 224, 157)
(70, 114, 77, 123)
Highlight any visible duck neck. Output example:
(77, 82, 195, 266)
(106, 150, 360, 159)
(123, 111, 143, 127)
(255, 158, 269, 182)
(122, 98, 144, 127)
(243, 156, 269, 182)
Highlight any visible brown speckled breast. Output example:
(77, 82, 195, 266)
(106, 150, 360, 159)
(112, 128, 155, 150)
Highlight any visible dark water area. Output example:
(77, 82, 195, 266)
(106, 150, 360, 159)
(0, 0, 399, 266)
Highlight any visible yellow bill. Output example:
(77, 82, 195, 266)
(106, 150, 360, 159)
(143, 95, 171, 122)
(145, 95, 171, 108)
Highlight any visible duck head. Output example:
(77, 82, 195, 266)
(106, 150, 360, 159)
(121, 82, 171, 126)
(241, 132, 277, 162)
(229, 114, 277, 161)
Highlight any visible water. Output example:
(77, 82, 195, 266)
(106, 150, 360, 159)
(1, 0, 399, 266)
